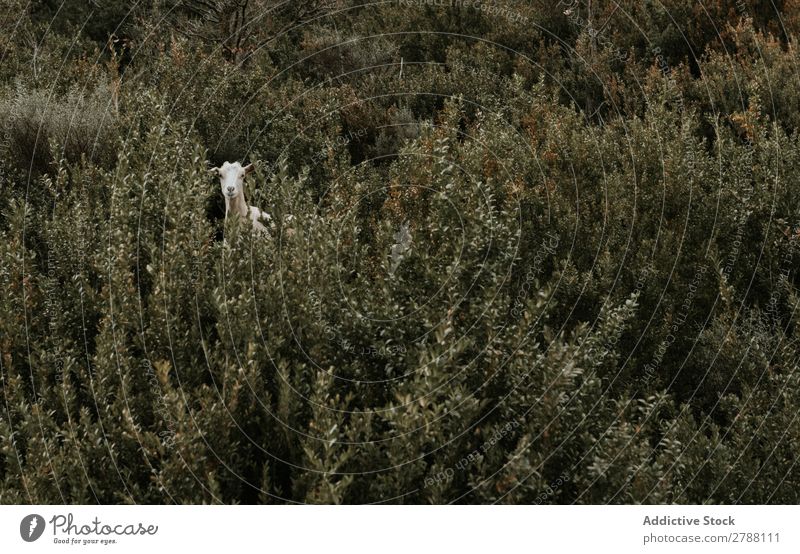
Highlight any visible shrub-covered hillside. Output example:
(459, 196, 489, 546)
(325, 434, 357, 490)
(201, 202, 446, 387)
(1, 1, 800, 504)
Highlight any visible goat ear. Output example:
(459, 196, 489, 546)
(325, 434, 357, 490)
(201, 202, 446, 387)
(209, 167, 221, 176)
(244, 163, 255, 175)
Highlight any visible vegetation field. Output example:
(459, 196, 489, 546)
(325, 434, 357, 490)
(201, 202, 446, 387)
(1, 0, 800, 503)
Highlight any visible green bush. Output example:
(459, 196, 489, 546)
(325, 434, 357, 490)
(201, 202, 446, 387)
(0, 83, 118, 176)
(2, 0, 800, 504)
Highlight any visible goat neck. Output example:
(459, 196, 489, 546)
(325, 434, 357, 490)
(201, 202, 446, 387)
(225, 190, 249, 218)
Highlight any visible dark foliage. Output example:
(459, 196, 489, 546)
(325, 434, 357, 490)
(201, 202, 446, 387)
(1, 0, 799, 504)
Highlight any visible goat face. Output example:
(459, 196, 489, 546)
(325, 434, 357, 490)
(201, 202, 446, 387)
(211, 161, 254, 200)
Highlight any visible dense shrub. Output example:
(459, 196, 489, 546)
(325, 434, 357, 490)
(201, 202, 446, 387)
(0, 83, 118, 175)
(1, 0, 800, 504)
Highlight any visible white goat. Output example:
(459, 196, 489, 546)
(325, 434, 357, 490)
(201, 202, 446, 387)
(211, 161, 271, 234)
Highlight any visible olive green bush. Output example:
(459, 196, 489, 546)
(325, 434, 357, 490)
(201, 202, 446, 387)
(0, 83, 118, 175)
(1, 0, 799, 504)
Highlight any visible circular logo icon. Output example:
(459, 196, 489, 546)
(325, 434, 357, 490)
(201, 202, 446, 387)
(20, 514, 45, 542)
